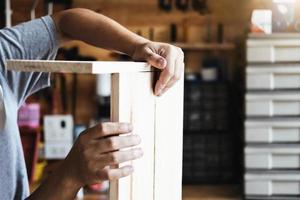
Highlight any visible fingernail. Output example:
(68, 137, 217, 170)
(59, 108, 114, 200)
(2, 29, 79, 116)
(159, 90, 166, 96)
(134, 135, 141, 144)
(155, 85, 164, 96)
(158, 58, 165, 66)
(156, 90, 162, 96)
(135, 149, 143, 157)
(157, 89, 164, 97)
(124, 166, 134, 174)
(127, 124, 133, 132)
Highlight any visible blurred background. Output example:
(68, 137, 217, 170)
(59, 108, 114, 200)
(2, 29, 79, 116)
(3, 0, 300, 199)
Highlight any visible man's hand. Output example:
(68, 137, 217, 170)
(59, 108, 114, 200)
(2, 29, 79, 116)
(132, 42, 184, 96)
(53, 9, 184, 96)
(28, 122, 142, 200)
(62, 122, 142, 187)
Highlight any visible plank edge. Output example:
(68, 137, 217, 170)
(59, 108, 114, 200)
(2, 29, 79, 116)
(6, 59, 152, 74)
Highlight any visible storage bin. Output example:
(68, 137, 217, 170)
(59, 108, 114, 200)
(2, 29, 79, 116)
(247, 64, 300, 90)
(245, 171, 300, 196)
(247, 34, 300, 63)
(18, 103, 40, 129)
(182, 132, 238, 184)
(245, 145, 300, 169)
(246, 92, 300, 117)
(245, 118, 300, 143)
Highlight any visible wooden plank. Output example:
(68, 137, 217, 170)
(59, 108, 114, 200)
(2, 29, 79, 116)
(6, 60, 151, 74)
(110, 72, 156, 200)
(14, 58, 184, 198)
(110, 73, 132, 200)
(130, 72, 155, 200)
(154, 71, 184, 200)
(110, 69, 184, 199)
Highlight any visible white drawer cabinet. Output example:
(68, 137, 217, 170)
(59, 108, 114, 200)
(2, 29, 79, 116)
(245, 34, 300, 199)
(247, 34, 300, 63)
(245, 172, 300, 196)
(245, 145, 300, 169)
(245, 119, 300, 143)
(247, 64, 300, 90)
(246, 92, 300, 116)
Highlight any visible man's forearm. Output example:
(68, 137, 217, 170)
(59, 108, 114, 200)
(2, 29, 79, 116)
(26, 162, 81, 200)
(52, 8, 149, 57)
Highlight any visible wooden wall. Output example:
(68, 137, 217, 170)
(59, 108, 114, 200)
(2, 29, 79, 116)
(9, 0, 273, 58)
(7, 0, 273, 125)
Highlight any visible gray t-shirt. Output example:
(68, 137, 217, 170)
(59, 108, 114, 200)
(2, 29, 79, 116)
(0, 16, 58, 199)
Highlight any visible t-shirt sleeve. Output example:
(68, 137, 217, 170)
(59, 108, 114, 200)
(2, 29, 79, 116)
(0, 16, 59, 107)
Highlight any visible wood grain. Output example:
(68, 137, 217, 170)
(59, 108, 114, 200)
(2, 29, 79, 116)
(154, 71, 184, 200)
(110, 72, 156, 200)
(6, 60, 151, 74)
(110, 73, 132, 200)
(110, 69, 184, 199)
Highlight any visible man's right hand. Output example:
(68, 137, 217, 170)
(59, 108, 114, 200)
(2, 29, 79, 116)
(61, 122, 143, 188)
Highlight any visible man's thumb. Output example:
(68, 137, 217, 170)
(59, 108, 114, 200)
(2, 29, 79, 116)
(147, 53, 167, 69)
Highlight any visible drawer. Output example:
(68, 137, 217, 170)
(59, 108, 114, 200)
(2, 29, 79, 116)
(246, 196, 300, 200)
(245, 171, 300, 196)
(245, 145, 300, 169)
(247, 36, 300, 63)
(245, 118, 300, 143)
(247, 46, 273, 63)
(247, 64, 300, 90)
(246, 92, 300, 117)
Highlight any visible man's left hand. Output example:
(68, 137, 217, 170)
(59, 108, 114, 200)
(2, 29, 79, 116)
(132, 42, 184, 96)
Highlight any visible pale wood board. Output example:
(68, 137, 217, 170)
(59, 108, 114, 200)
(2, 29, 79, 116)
(110, 72, 156, 200)
(13, 58, 184, 199)
(110, 70, 184, 200)
(6, 60, 151, 74)
(130, 72, 155, 200)
(110, 73, 132, 200)
(154, 72, 184, 200)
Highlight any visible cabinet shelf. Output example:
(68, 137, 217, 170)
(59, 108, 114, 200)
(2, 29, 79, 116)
(172, 42, 235, 51)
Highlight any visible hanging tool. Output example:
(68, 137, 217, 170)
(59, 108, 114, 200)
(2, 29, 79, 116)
(50, 0, 73, 9)
(5, 0, 12, 27)
(0, 1, 5, 28)
(176, 0, 189, 12)
(59, 74, 67, 114)
(45, 0, 54, 15)
(192, 0, 209, 14)
(170, 23, 177, 42)
(158, 0, 172, 12)
(30, 0, 39, 20)
(217, 23, 224, 44)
